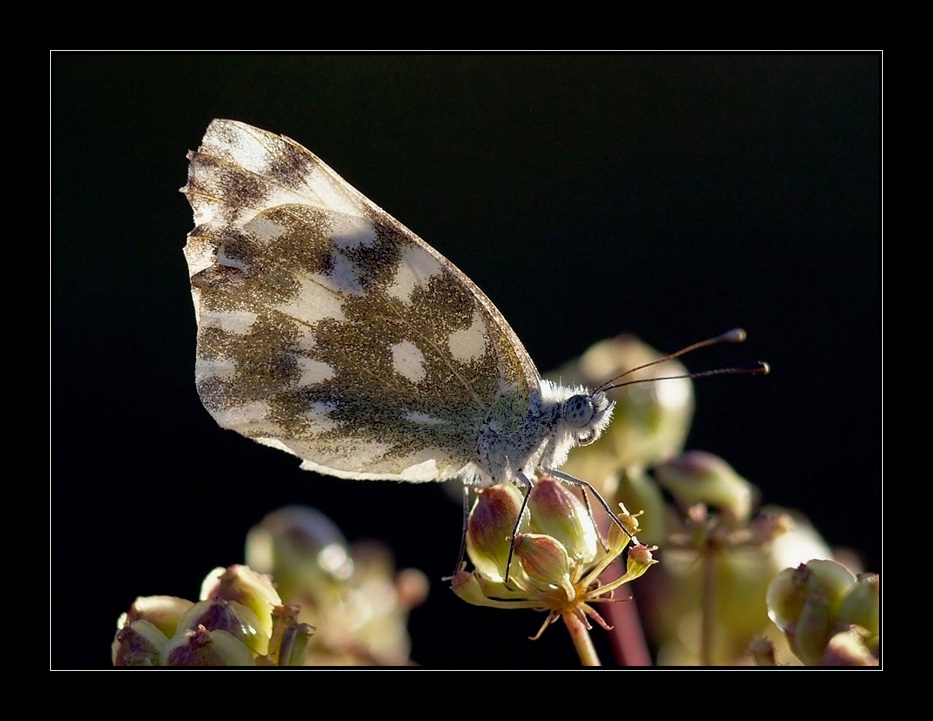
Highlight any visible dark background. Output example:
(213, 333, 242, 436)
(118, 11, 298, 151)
(52, 53, 880, 669)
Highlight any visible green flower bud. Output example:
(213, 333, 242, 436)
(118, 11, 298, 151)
(466, 484, 529, 582)
(766, 559, 855, 632)
(245, 506, 354, 603)
(513, 533, 575, 600)
(791, 592, 836, 666)
(161, 626, 257, 667)
(200, 565, 281, 640)
(528, 478, 598, 564)
(836, 573, 879, 641)
(176, 598, 270, 656)
(119, 595, 193, 639)
(655, 451, 756, 522)
(112, 619, 169, 667)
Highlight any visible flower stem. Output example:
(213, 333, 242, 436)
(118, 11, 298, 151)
(563, 612, 601, 666)
(699, 550, 716, 666)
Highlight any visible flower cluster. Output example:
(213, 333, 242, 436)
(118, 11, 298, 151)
(449, 477, 657, 646)
(112, 565, 313, 666)
(112, 506, 428, 667)
(545, 332, 877, 666)
(764, 559, 879, 666)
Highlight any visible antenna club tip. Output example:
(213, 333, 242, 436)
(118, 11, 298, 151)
(722, 328, 747, 343)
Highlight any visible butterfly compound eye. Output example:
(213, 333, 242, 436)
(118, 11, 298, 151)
(563, 394, 596, 428)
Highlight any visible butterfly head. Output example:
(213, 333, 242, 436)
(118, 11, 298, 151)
(559, 389, 614, 447)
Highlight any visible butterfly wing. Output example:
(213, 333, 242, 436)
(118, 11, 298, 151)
(183, 120, 541, 482)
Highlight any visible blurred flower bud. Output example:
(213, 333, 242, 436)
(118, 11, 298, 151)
(245, 505, 354, 603)
(765, 559, 878, 666)
(655, 451, 756, 522)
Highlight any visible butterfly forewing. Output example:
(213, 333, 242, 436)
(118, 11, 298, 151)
(183, 120, 541, 482)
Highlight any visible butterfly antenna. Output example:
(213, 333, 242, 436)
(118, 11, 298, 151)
(596, 328, 769, 393)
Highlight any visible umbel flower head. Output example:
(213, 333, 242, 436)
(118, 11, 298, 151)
(449, 477, 657, 642)
(112, 565, 314, 667)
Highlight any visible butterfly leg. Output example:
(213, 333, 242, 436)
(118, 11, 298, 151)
(504, 471, 537, 585)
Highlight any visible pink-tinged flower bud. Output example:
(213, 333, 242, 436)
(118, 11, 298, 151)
(161, 626, 257, 667)
(119, 595, 193, 639)
(655, 451, 755, 521)
(111, 619, 169, 667)
(528, 478, 598, 564)
(466, 484, 529, 582)
(200, 565, 281, 640)
(513, 533, 574, 600)
(624, 544, 659, 581)
(176, 598, 270, 656)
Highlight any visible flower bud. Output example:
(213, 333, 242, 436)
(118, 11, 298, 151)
(176, 598, 270, 656)
(466, 484, 529, 582)
(655, 451, 756, 521)
(513, 533, 574, 600)
(528, 478, 598, 564)
(245, 506, 354, 603)
(624, 544, 659, 581)
(836, 573, 879, 642)
(200, 565, 281, 640)
(111, 619, 169, 667)
(161, 626, 257, 667)
(119, 595, 193, 639)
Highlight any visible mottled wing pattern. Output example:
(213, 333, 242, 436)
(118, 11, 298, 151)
(182, 120, 540, 482)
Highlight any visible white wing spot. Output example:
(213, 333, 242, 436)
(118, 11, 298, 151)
(278, 276, 345, 324)
(330, 214, 377, 249)
(199, 309, 258, 335)
(391, 340, 426, 383)
(296, 357, 336, 386)
(198, 357, 237, 379)
(386, 246, 444, 303)
(448, 310, 488, 362)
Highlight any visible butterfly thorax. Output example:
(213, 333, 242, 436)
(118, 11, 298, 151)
(467, 379, 614, 488)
